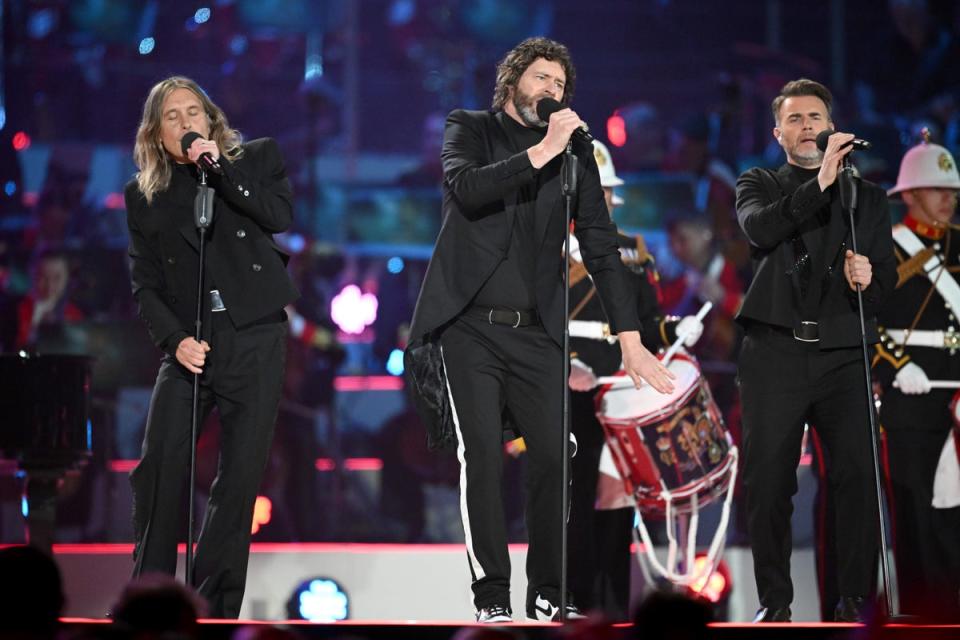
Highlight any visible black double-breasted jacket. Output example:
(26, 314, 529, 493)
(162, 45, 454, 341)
(735, 163, 897, 348)
(125, 137, 300, 356)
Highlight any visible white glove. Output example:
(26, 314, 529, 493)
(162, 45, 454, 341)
(568, 357, 598, 392)
(676, 315, 704, 348)
(895, 361, 932, 395)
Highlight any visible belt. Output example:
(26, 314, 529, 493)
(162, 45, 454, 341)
(467, 306, 539, 328)
(210, 289, 227, 312)
(794, 321, 819, 342)
(750, 320, 819, 342)
(885, 329, 960, 350)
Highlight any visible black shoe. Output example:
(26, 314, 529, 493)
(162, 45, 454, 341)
(526, 593, 587, 622)
(834, 596, 868, 623)
(476, 604, 512, 623)
(753, 606, 791, 622)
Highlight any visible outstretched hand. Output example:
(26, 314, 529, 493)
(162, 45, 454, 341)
(619, 331, 675, 393)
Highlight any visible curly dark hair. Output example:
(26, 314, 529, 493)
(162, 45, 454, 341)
(491, 37, 576, 110)
(771, 78, 833, 125)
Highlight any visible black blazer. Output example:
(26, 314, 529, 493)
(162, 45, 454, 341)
(406, 109, 639, 449)
(126, 137, 300, 356)
(409, 109, 639, 345)
(735, 163, 896, 349)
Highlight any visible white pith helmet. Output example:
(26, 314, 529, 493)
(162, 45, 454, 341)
(592, 139, 624, 206)
(888, 129, 960, 196)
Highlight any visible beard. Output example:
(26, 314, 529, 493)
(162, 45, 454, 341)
(512, 87, 546, 128)
(788, 144, 824, 169)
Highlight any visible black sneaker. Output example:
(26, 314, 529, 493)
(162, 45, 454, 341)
(526, 593, 587, 622)
(476, 604, 512, 623)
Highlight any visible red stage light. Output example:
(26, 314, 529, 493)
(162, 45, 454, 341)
(12, 131, 31, 151)
(607, 113, 627, 147)
(687, 555, 732, 604)
(251, 496, 272, 534)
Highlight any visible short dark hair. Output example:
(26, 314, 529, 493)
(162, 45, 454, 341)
(491, 37, 576, 110)
(771, 78, 833, 125)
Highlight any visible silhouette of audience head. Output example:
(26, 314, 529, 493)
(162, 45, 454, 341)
(632, 590, 712, 640)
(0, 545, 65, 637)
(110, 574, 206, 638)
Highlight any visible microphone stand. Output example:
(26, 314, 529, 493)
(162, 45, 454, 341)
(839, 157, 895, 619)
(560, 141, 578, 622)
(186, 168, 215, 587)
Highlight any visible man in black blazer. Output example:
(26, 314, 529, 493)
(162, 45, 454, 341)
(735, 78, 896, 622)
(405, 38, 673, 623)
(125, 76, 298, 617)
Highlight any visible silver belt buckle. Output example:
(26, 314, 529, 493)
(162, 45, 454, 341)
(794, 320, 819, 342)
(210, 289, 226, 312)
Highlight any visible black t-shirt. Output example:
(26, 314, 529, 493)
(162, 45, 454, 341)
(788, 163, 831, 308)
(472, 115, 545, 311)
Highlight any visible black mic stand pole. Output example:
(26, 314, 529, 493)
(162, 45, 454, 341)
(186, 168, 215, 587)
(560, 141, 578, 623)
(839, 157, 895, 619)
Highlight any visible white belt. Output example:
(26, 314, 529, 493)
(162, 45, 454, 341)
(569, 320, 617, 343)
(885, 329, 960, 350)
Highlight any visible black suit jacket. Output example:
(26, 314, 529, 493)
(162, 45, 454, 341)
(125, 137, 300, 356)
(735, 163, 896, 349)
(406, 109, 639, 448)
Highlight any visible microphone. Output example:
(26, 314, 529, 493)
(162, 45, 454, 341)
(815, 129, 872, 153)
(180, 131, 223, 175)
(535, 97, 594, 146)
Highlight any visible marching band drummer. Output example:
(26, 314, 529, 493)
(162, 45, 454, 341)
(565, 140, 704, 620)
(874, 133, 960, 622)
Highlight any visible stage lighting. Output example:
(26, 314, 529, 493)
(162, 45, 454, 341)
(687, 555, 732, 604)
(194, 8, 212, 24)
(386, 256, 404, 274)
(12, 131, 30, 151)
(331, 285, 378, 335)
(607, 113, 627, 148)
(287, 577, 349, 622)
(138, 37, 155, 55)
(386, 348, 404, 376)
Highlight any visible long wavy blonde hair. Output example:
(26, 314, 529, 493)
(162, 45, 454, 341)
(133, 76, 244, 203)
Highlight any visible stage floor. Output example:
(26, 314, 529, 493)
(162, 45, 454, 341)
(58, 619, 960, 640)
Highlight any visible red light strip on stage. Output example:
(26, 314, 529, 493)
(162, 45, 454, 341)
(333, 375, 404, 391)
(108, 460, 138, 473)
(25, 542, 532, 554)
(314, 457, 384, 472)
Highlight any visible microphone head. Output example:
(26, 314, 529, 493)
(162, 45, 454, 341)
(535, 97, 563, 124)
(180, 131, 203, 156)
(815, 129, 834, 152)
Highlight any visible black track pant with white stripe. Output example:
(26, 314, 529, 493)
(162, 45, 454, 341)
(440, 313, 565, 610)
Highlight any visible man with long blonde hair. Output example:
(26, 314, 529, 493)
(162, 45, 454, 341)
(125, 76, 298, 617)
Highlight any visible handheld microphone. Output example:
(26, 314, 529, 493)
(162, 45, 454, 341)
(535, 98, 594, 146)
(815, 129, 872, 152)
(180, 131, 223, 175)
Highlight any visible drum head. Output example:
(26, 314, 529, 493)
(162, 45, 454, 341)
(598, 355, 700, 422)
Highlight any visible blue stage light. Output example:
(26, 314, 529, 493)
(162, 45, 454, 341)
(4, 181, 16, 197)
(229, 35, 248, 55)
(386, 256, 404, 274)
(287, 577, 349, 622)
(28, 9, 56, 39)
(0, 106, 5, 131)
(138, 37, 155, 55)
(194, 7, 212, 24)
(21, 495, 28, 518)
(386, 349, 405, 376)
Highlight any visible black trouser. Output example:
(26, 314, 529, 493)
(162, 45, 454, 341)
(440, 313, 564, 610)
(130, 311, 286, 618)
(885, 424, 960, 621)
(738, 324, 879, 610)
(567, 389, 632, 620)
